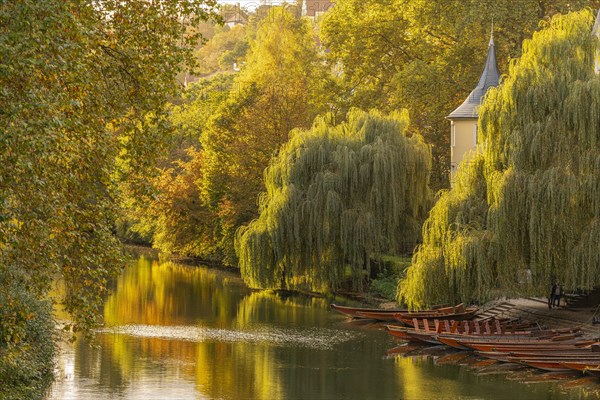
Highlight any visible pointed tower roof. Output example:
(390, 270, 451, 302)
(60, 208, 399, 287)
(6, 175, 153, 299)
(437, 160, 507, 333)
(448, 30, 500, 120)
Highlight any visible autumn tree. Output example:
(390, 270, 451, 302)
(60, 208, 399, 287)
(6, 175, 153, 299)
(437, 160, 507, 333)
(125, 75, 235, 258)
(197, 7, 335, 265)
(0, 0, 219, 396)
(195, 24, 249, 74)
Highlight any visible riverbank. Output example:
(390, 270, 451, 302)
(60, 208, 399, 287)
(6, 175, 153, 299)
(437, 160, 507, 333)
(494, 298, 600, 338)
(122, 246, 600, 336)
(369, 296, 600, 338)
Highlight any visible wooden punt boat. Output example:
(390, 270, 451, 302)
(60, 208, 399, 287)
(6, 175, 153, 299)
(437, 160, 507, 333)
(331, 303, 456, 320)
(435, 333, 590, 350)
(477, 349, 600, 362)
(355, 310, 408, 322)
(394, 307, 478, 324)
(385, 325, 414, 341)
(560, 360, 600, 372)
(385, 318, 524, 339)
(387, 317, 583, 349)
(330, 304, 408, 319)
(510, 358, 576, 372)
(454, 333, 585, 344)
(403, 318, 538, 334)
(506, 357, 600, 373)
(437, 336, 474, 350)
(405, 330, 444, 345)
(461, 340, 597, 353)
(387, 324, 567, 346)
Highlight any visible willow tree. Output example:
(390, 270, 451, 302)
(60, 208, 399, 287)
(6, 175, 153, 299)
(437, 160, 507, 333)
(237, 110, 432, 292)
(400, 10, 600, 308)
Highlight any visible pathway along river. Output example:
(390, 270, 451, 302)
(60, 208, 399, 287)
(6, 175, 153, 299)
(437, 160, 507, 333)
(49, 256, 599, 399)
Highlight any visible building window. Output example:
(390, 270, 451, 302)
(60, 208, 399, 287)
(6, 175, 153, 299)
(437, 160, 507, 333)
(473, 124, 478, 146)
(451, 122, 456, 147)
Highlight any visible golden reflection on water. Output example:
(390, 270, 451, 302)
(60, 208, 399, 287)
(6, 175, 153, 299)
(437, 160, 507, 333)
(394, 356, 463, 400)
(103, 257, 244, 327)
(73, 257, 328, 400)
(236, 290, 330, 328)
(50, 257, 597, 400)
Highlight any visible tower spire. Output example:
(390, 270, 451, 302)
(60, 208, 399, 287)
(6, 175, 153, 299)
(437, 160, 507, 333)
(447, 26, 500, 119)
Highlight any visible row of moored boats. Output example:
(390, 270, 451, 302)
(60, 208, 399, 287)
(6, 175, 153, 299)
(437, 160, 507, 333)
(331, 302, 600, 376)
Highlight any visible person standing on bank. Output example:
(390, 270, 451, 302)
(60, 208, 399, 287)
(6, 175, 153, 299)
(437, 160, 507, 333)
(553, 282, 562, 308)
(549, 282, 557, 309)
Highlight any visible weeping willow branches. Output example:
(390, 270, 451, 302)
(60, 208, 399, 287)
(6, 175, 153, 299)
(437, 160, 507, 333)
(237, 109, 432, 292)
(400, 10, 600, 308)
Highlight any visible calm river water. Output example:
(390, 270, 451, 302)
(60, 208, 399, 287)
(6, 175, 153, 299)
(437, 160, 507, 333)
(48, 256, 600, 399)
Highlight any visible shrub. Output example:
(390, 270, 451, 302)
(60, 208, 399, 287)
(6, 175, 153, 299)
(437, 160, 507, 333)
(0, 268, 55, 400)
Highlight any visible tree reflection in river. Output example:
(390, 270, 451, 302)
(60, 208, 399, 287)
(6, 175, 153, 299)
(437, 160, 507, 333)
(49, 257, 598, 400)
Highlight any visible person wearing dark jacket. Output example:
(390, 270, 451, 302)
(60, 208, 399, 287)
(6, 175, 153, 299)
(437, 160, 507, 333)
(553, 282, 562, 308)
(548, 282, 557, 309)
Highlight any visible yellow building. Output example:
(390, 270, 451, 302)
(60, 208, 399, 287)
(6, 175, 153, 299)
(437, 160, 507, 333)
(448, 32, 500, 183)
(594, 9, 600, 74)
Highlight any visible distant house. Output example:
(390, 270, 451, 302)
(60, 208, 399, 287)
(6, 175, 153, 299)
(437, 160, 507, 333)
(302, 0, 333, 21)
(222, 3, 248, 28)
(447, 31, 500, 184)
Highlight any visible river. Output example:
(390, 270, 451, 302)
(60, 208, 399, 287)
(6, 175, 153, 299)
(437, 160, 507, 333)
(48, 256, 599, 399)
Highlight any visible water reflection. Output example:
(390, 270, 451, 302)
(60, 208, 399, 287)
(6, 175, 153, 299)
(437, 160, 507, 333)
(49, 257, 599, 400)
(51, 257, 366, 400)
(103, 257, 245, 327)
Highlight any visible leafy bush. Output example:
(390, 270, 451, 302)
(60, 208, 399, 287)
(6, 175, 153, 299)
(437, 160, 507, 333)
(0, 268, 55, 400)
(370, 274, 399, 300)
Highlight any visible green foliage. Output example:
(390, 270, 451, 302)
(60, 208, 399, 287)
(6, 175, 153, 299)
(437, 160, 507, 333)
(370, 274, 399, 301)
(373, 254, 413, 273)
(150, 148, 221, 259)
(0, 269, 55, 400)
(400, 10, 600, 308)
(196, 25, 249, 74)
(320, 0, 600, 190)
(197, 7, 335, 265)
(237, 109, 432, 293)
(120, 7, 334, 265)
(0, 0, 219, 393)
(119, 74, 234, 257)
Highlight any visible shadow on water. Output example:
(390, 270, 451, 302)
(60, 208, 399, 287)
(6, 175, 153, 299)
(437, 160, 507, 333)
(49, 256, 600, 400)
